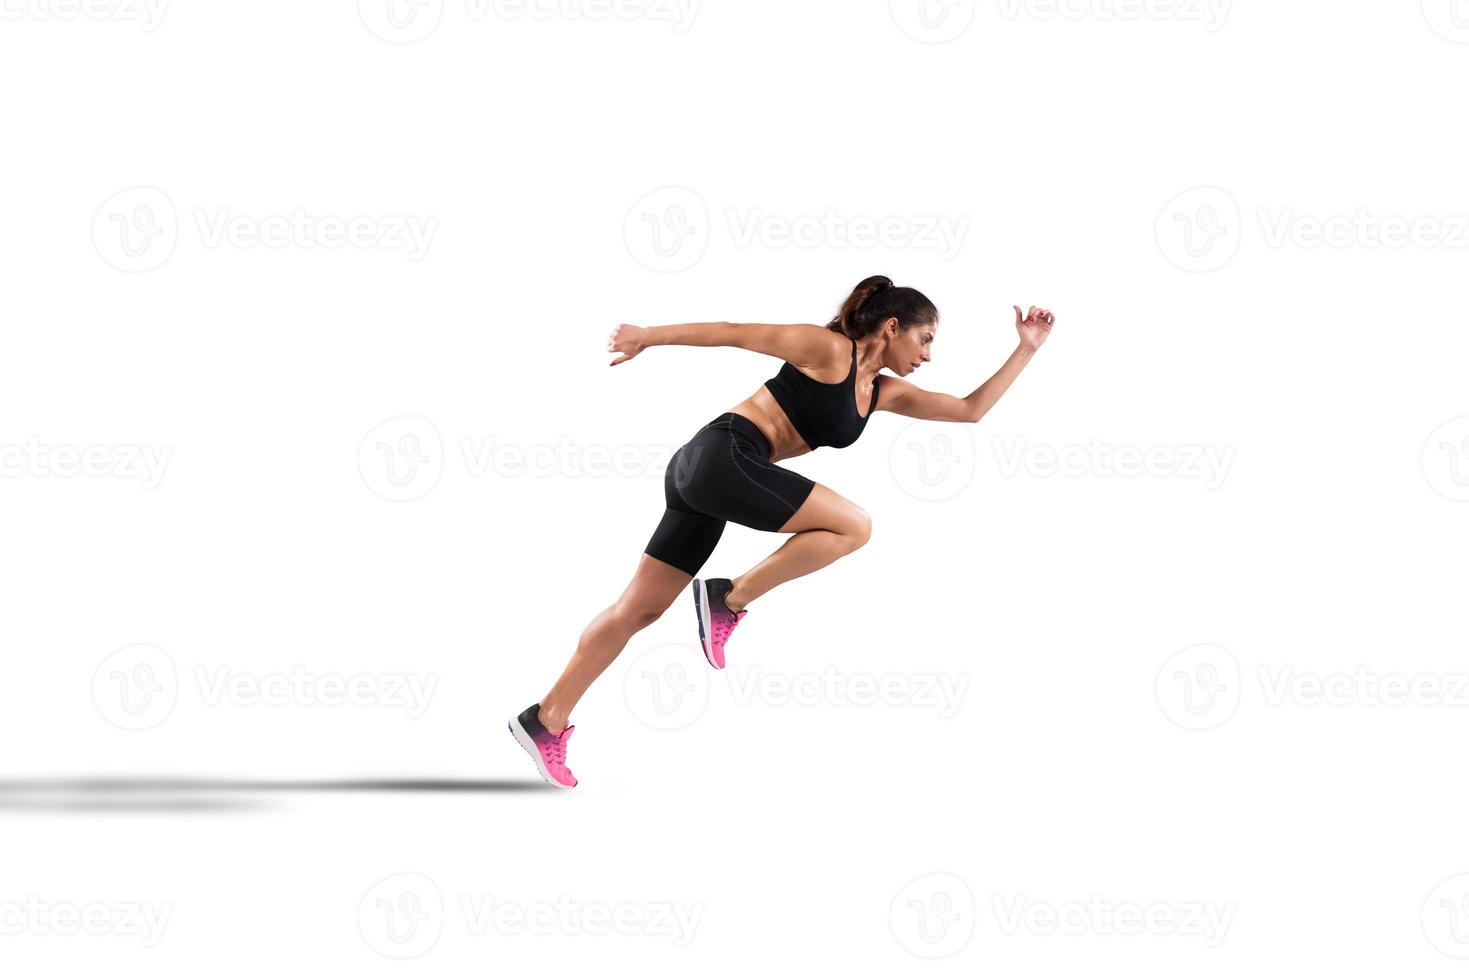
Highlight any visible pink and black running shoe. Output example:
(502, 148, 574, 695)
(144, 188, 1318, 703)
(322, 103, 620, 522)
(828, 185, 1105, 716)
(692, 577, 747, 669)
(509, 703, 577, 788)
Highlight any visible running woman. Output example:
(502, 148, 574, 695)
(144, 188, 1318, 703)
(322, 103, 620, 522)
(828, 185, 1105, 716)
(510, 275, 1054, 787)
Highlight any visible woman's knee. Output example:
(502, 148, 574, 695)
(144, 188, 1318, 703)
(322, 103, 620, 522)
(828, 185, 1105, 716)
(613, 554, 692, 628)
(844, 508, 873, 551)
(621, 603, 665, 629)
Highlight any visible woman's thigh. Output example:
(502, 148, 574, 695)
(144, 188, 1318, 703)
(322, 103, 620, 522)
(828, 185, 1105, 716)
(673, 431, 814, 533)
(774, 481, 871, 539)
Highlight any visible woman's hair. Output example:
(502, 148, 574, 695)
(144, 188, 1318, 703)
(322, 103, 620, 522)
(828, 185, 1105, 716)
(826, 275, 938, 338)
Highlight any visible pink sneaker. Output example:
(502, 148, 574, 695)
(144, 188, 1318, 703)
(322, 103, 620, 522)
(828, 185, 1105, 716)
(692, 577, 746, 669)
(509, 703, 577, 788)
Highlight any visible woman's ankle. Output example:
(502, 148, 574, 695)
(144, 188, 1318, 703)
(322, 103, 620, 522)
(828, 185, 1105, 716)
(725, 580, 751, 613)
(538, 703, 568, 733)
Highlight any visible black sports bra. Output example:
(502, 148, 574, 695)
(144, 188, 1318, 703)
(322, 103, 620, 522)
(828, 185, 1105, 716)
(762, 336, 879, 451)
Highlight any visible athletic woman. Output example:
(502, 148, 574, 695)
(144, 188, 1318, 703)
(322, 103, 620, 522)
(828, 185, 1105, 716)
(510, 275, 1055, 787)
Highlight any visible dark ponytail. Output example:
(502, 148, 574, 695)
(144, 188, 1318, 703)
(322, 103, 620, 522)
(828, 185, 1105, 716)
(826, 275, 938, 339)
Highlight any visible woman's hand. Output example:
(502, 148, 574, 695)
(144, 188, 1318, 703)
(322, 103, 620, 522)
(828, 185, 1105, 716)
(1013, 305, 1055, 352)
(608, 323, 648, 366)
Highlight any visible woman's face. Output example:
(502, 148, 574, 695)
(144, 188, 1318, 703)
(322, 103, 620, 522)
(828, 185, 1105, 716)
(889, 319, 936, 376)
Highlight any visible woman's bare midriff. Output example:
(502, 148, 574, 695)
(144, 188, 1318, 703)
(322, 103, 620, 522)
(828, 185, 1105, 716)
(726, 387, 812, 463)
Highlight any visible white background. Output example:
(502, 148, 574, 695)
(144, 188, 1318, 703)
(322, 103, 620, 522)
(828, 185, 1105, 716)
(2, 0, 1467, 975)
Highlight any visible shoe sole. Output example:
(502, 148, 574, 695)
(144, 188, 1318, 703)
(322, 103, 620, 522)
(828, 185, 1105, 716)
(692, 578, 721, 669)
(508, 716, 576, 788)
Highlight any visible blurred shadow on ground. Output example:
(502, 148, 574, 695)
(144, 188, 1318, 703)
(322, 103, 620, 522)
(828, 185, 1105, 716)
(0, 776, 553, 813)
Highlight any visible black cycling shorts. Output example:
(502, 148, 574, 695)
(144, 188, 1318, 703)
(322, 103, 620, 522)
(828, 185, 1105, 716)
(643, 412, 816, 577)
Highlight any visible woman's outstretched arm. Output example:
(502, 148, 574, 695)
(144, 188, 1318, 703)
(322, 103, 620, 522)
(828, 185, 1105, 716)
(608, 321, 834, 368)
(880, 305, 1055, 423)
